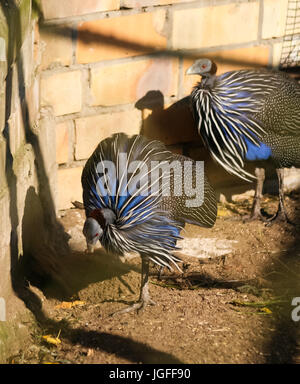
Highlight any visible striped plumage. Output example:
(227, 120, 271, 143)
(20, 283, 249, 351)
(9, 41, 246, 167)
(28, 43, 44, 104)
(82, 133, 217, 312)
(187, 58, 300, 222)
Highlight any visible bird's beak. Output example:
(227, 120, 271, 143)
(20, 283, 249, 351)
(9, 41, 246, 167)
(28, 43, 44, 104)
(86, 243, 95, 254)
(185, 64, 197, 75)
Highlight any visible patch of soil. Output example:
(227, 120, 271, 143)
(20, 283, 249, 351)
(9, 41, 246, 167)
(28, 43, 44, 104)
(8, 192, 300, 364)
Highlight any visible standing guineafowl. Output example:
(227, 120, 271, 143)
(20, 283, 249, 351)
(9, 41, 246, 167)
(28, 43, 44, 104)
(186, 58, 300, 223)
(81, 133, 217, 314)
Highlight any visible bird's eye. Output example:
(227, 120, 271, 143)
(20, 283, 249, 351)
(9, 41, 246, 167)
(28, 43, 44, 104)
(202, 64, 207, 69)
(94, 233, 99, 237)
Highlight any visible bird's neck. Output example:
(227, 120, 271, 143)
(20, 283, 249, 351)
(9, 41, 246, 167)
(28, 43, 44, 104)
(88, 208, 117, 229)
(201, 74, 216, 88)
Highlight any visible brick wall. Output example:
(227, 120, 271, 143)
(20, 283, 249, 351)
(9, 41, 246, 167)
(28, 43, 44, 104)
(0, 1, 68, 355)
(37, 0, 299, 210)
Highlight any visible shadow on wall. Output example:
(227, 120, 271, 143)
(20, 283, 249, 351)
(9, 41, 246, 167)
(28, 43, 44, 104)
(20, 187, 72, 295)
(0, 2, 71, 309)
(135, 91, 199, 146)
(39, 12, 300, 75)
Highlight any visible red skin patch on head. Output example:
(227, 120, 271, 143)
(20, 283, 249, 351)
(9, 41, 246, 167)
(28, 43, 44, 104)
(89, 209, 106, 230)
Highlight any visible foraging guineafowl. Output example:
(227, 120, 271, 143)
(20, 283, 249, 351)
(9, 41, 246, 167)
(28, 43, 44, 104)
(186, 58, 300, 223)
(81, 133, 217, 314)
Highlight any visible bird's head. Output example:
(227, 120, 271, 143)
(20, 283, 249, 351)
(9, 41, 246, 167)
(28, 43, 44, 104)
(83, 208, 116, 253)
(186, 58, 217, 77)
(83, 217, 103, 253)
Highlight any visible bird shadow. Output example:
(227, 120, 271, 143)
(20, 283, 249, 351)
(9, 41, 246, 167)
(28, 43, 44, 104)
(25, 248, 143, 301)
(19, 187, 142, 301)
(154, 270, 259, 291)
(135, 90, 200, 148)
(13, 278, 184, 364)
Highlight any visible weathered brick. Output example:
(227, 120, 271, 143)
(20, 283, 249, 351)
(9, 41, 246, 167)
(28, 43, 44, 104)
(0, 87, 5, 133)
(0, 35, 6, 60)
(0, 137, 7, 192)
(75, 109, 141, 160)
(262, 0, 290, 39)
(40, 71, 82, 116)
(0, 33, 8, 76)
(172, 3, 259, 50)
(0, 62, 7, 95)
(33, 22, 40, 64)
(38, 109, 57, 202)
(0, 0, 31, 68)
(90, 57, 178, 106)
(121, 0, 190, 6)
(26, 77, 39, 127)
(0, 192, 11, 252)
(76, 11, 167, 63)
(41, 0, 120, 20)
(8, 64, 26, 156)
(272, 42, 283, 68)
(19, 0, 32, 41)
(183, 46, 270, 95)
(57, 166, 83, 210)
(14, 146, 38, 241)
(7, 108, 24, 157)
(20, 28, 34, 88)
(56, 121, 70, 164)
(40, 26, 73, 70)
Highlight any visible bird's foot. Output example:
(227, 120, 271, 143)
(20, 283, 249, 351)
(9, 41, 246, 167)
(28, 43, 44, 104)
(242, 210, 268, 223)
(265, 210, 294, 226)
(110, 297, 156, 317)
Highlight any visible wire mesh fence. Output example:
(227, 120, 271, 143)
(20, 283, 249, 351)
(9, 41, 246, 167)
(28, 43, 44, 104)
(280, 0, 300, 69)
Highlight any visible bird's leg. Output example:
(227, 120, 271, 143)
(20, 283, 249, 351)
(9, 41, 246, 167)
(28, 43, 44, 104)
(138, 257, 156, 307)
(110, 257, 155, 316)
(251, 168, 265, 219)
(267, 168, 293, 225)
(157, 265, 164, 280)
(243, 168, 267, 222)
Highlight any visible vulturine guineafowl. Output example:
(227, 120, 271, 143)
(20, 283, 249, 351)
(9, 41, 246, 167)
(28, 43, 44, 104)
(186, 58, 300, 223)
(81, 133, 217, 314)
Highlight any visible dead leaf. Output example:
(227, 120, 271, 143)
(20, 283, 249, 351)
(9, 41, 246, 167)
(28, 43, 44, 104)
(42, 330, 61, 346)
(42, 335, 61, 346)
(55, 302, 73, 309)
(55, 300, 85, 309)
(217, 208, 233, 217)
(87, 349, 94, 357)
(260, 307, 272, 314)
(72, 300, 85, 307)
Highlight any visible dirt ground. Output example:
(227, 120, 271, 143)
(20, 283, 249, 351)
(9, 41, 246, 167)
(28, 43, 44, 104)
(7, 192, 300, 364)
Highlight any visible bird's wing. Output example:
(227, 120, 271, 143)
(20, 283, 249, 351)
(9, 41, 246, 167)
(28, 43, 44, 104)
(161, 154, 217, 228)
(255, 79, 300, 136)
